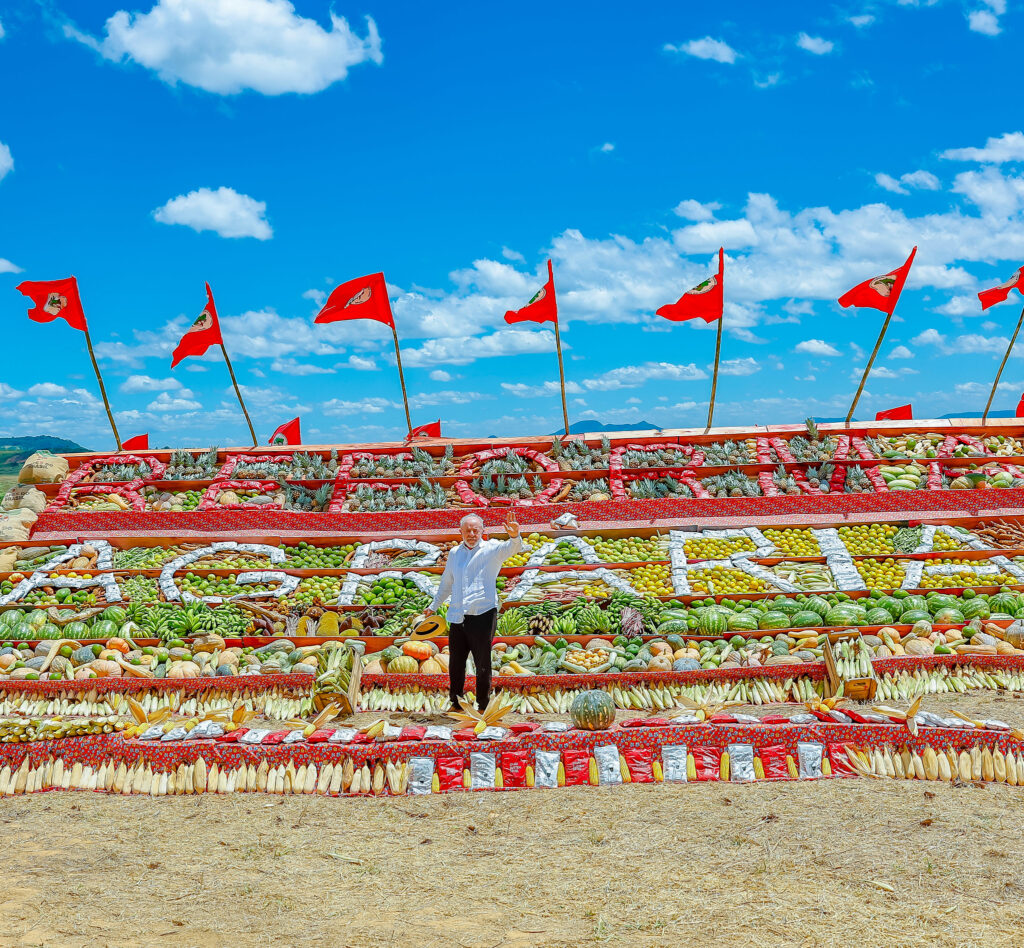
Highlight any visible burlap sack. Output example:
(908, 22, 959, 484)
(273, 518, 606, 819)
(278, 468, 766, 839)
(1, 485, 47, 514)
(0, 547, 19, 572)
(17, 452, 70, 484)
(0, 509, 36, 542)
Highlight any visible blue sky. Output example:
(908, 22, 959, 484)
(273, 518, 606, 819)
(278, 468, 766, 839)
(2, 0, 1024, 450)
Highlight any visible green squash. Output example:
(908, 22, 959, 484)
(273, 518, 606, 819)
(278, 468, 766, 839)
(569, 690, 616, 730)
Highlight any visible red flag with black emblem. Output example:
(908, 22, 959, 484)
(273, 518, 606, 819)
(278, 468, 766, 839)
(315, 272, 394, 328)
(839, 247, 917, 315)
(406, 420, 441, 440)
(122, 434, 149, 450)
(875, 405, 912, 421)
(268, 417, 301, 446)
(16, 276, 88, 331)
(656, 248, 724, 323)
(171, 283, 223, 367)
(505, 260, 557, 325)
(979, 265, 1024, 311)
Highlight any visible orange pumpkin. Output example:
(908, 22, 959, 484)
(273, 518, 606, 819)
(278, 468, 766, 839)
(105, 637, 130, 654)
(402, 640, 435, 661)
(649, 642, 674, 657)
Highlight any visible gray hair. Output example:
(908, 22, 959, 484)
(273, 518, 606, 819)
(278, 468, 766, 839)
(459, 514, 484, 530)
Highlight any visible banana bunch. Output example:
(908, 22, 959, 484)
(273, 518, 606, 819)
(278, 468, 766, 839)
(496, 609, 529, 636)
(0, 715, 124, 742)
(551, 613, 577, 637)
(576, 604, 613, 636)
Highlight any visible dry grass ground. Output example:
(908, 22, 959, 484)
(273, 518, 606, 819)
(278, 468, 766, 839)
(1, 692, 1024, 947)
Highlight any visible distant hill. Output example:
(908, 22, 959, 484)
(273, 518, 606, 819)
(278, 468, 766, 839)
(550, 421, 662, 436)
(0, 436, 90, 475)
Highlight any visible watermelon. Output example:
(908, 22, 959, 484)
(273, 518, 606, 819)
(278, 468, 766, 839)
(657, 619, 690, 635)
(90, 619, 118, 639)
(989, 592, 1018, 615)
(64, 621, 89, 638)
(901, 595, 928, 613)
(772, 598, 803, 617)
(899, 609, 931, 624)
(101, 606, 127, 624)
(697, 611, 729, 635)
(805, 596, 831, 619)
(0, 610, 24, 629)
(826, 605, 868, 627)
(961, 599, 991, 620)
(38, 623, 61, 639)
(758, 611, 792, 630)
(874, 596, 904, 619)
(727, 611, 760, 632)
(926, 594, 960, 614)
(866, 608, 895, 626)
(790, 610, 822, 628)
(933, 607, 965, 624)
(24, 611, 48, 631)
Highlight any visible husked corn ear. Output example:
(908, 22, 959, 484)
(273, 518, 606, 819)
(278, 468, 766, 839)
(495, 768, 504, 789)
(923, 747, 938, 781)
(349, 766, 361, 794)
(892, 750, 904, 779)
(971, 746, 982, 780)
(557, 762, 566, 788)
(911, 751, 925, 781)
(821, 757, 832, 777)
(882, 747, 896, 779)
(588, 758, 599, 786)
(786, 755, 799, 779)
(431, 772, 440, 793)
(982, 747, 995, 782)
(994, 748, 1007, 783)
(462, 768, 471, 790)
(959, 750, 972, 782)
(373, 764, 385, 795)
(1007, 751, 1018, 786)
(720, 752, 730, 782)
(753, 758, 765, 780)
(525, 765, 535, 788)
(686, 754, 696, 782)
(619, 754, 630, 784)
(194, 756, 207, 793)
(937, 751, 952, 783)
(652, 760, 664, 782)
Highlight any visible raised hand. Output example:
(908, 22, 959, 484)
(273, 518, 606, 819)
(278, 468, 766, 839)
(504, 507, 520, 537)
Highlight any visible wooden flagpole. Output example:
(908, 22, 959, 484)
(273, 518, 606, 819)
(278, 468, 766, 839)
(846, 310, 896, 423)
(553, 317, 570, 436)
(84, 327, 122, 451)
(391, 325, 413, 434)
(982, 302, 1024, 422)
(219, 342, 258, 447)
(704, 315, 724, 433)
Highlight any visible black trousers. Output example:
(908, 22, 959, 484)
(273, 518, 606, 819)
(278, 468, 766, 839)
(447, 608, 497, 712)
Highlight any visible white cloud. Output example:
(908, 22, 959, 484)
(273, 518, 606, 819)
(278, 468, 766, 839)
(625, 397, 642, 405)
(28, 382, 70, 398)
(912, 328, 947, 347)
(797, 33, 834, 55)
(715, 357, 761, 376)
(345, 355, 377, 371)
(599, 142, 615, 153)
(888, 345, 913, 359)
(270, 358, 334, 375)
(429, 369, 452, 382)
(795, 339, 841, 357)
(933, 294, 979, 317)
(0, 257, 22, 274)
(0, 141, 12, 182)
(753, 73, 782, 89)
(400, 329, 559, 367)
(951, 166, 1024, 217)
(665, 37, 738, 64)
(848, 14, 875, 28)
(0, 19, 5, 40)
(674, 199, 721, 221)
(302, 288, 326, 307)
(982, 320, 998, 331)
(68, 0, 383, 95)
(968, 9, 1000, 35)
(501, 247, 525, 263)
(942, 131, 1024, 164)
(120, 374, 182, 393)
(410, 390, 494, 408)
(875, 173, 908, 195)
(148, 391, 202, 411)
(583, 362, 707, 391)
(901, 170, 941, 191)
(322, 396, 393, 416)
(154, 186, 272, 239)
(501, 381, 584, 398)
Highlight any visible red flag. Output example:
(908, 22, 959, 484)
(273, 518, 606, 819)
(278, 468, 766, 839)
(121, 434, 149, 451)
(979, 265, 1024, 311)
(268, 417, 301, 446)
(1016, 394, 1024, 418)
(406, 420, 441, 440)
(315, 272, 394, 328)
(505, 260, 557, 325)
(875, 405, 912, 421)
(16, 276, 88, 332)
(171, 283, 223, 368)
(839, 247, 917, 315)
(656, 248, 724, 323)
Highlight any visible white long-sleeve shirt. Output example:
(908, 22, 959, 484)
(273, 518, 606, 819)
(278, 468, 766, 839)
(429, 535, 524, 623)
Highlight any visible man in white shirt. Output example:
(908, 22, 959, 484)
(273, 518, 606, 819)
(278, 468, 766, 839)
(425, 509, 523, 712)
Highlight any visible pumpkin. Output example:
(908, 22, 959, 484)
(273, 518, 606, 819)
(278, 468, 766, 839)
(363, 659, 386, 675)
(648, 641, 673, 657)
(167, 661, 200, 679)
(387, 655, 419, 674)
(420, 657, 444, 675)
(433, 653, 450, 670)
(0, 654, 15, 671)
(569, 690, 616, 730)
(89, 659, 122, 678)
(402, 640, 435, 662)
(648, 654, 672, 671)
(104, 637, 130, 654)
(74, 667, 97, 680)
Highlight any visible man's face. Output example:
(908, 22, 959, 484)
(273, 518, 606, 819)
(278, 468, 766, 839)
(460, 518, 485, 548)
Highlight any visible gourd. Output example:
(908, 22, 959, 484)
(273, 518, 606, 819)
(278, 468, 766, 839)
(420, 657, 444, 675)
(569, 690, 615, 730)
(672, 657, 701, 672)
(167, 661, 200, 679)
(386, 655, 419, 674)
(89, 659, 122, 678)
(402, 640, 436, 661)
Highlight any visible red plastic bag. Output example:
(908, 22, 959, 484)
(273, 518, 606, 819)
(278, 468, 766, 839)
(826, 742, 859, 778)
(436, 756, 465, 792)
(708, 713, 737, 724)
(214, 728, 248, 742)
(691, 745, 721, 781)
(562, 750, 591, 786)
(398, 726, 427, 742)
(508, 722, 539, 735)
(261, 731, 289, 745)
(760, 714, 792, 725)
(500, 751, 529, 788)
(307, 729, 334, 743)
(759, 744, 791, 780)
(453, 727, 478, 741)
(623, 748, 653, 783)
(619, 718, 646, 728)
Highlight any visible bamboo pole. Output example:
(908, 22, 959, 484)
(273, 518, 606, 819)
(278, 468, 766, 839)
(983, 302, 1024, 422)
(704, 314, 724, 433)
(391, 325, 413, 434)
(84, 327, 122, 451)
(846, 309, 896, 424)
(553, 317, 570, 436)
(219, 342, 258, 447)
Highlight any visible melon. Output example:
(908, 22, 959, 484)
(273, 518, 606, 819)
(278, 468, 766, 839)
(874, 596, 904, 619)
(386, 655, 419, 674)
(569, 690, 616, 730)
(961, 599, 991, 620)
(989, 592, 1018, 615)
(899, 609, 931, 624)
(805, 596, 831, 619)
(672, 657, 700, 672)
(697, 611, 729, 635)
(772, 598, 803, 617)
(932, 608, 965, 624)
(790, 610, 822, 628)
(727, 611, 760, 632)
(866, 608, 895, 626)
(758, 611, 791, 630)
(101, 606, 127, 625)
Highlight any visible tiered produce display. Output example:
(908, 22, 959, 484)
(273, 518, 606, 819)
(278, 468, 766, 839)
(5, 420, 1024, 797)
